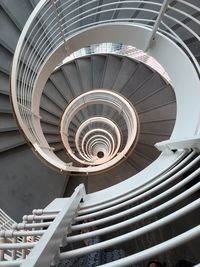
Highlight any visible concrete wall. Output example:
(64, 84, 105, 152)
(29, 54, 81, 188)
(0, 145, 68, 221)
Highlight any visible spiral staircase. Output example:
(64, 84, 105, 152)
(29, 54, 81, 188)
(0, 0, 200, 266)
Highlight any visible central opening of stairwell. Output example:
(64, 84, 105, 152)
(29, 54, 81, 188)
(97, 151, 104, 158)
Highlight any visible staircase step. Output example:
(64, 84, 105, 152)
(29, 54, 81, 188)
(0, 132, 25, 152)
(0, 45, 13, 74)
(0, 72, 9, 94)
(133, 74, 168, 105)
(41, 124, 60, 142)
(135, 86, 175, 113)
(0, 113, 18, 132)
(139, 102, 176, 123)
(139, 133, 169, 147)
(40, 109, 60, 126)
(0, 94, 12, 113)
(40, 94, 63, 118)
(134, 143, 160, 162)
(0, 7, 20, 52)
(50, 71, 72, 102)
(122, 63, 153, 95)
(0, 0, 33, 31)
(128, 151, 151, 171)
(61, 62, 82, 96)
(112, 57, 138, 91)
(140, 119, 175, 135)
(44, 80, 67, 109)
(92, 55, 106, 88)
(75, 57, 92, 91)
(102, 54, 122, 89)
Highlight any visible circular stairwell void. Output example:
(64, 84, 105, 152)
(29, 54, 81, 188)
(60, 89, 139, 169)
(97, 151, 104, 159)
(73, 116, 121, 165)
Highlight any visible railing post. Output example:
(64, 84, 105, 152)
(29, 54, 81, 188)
(145, 0, 172, 51)
(51, 0, 70, 54)
(51, 249, 60, 266)
(0, 234, 6, 261)
(11, 236, 17, 260)
(20, 184, 86, 267)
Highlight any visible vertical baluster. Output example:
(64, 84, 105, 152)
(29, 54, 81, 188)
(32, 220, 36, 243)
(21, 236, 27, 259)
(22, 216, 28, 259)
(0, 236, 5, 261)
(51, 249, 60, 266)
(11, 236, 17, 260)
(12, 223, 23, 259)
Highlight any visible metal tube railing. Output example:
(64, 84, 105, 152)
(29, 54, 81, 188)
(68, 182, 200, 241)
(0, 184, 86, 266)
(78, 151, 194, 213)
(98, 225, 200, 267)
(20, 184, 85, 267)
(61, 200, 200, 258)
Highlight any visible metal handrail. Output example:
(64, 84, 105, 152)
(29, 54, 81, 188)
(61, 198, 200, 258)
(0, 184, 86, 267)
(79, 150, 193, 211)
(71, 164, 200, 233)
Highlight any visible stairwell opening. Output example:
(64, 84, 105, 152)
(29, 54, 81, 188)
(97, 151, 104, 159)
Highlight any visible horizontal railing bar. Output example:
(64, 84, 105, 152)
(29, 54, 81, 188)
(62, 199, 200, 257)
(0, 259, 24, 267)
(76, 153, 198, 222)
(78, 151, 193, 213)
(163, 14, 200, 42)
(0, 230, 44, 238)
(62, 8, 158, 33)
(99, 225, 200, 267)
(23, 214, 56, 221)
(69, 179, 200, 236)
(58, 0, 161, 26)
(0, 242, 36, 250)
(32, 209, 60, 215)
(20, 184, 85, 267)
(13, 222, 51, 230)
(176, 0, 200, 12)
(168, 6, 200, 26)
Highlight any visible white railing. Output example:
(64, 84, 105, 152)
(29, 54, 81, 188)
(0, 209, 23, 261)
(1, 151, 199, 266)
(0, 184, 86, 267)
(59, 151, 200, 265)
(0, 210, 16, 232)
(11, 0, 200, 174)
